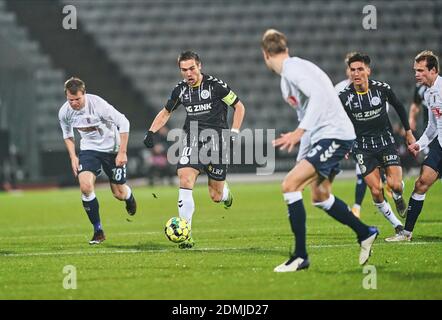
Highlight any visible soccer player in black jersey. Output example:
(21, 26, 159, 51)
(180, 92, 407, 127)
(143, 51, 245, 248)
(339, 53, 416, 238)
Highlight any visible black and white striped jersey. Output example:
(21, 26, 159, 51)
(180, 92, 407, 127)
(339, 79, 410, 151)
(165, 73, 239, 133)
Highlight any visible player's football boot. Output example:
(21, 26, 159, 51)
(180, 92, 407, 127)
(125, 194, 137, 216)
(223, 186, 233, 209)
(359, 226, 379, 265)
(385, 230, 412, 242)
(178, 236, 195, 249)
(393, 196, 407, 218)
(89, 229, 106, 245)
(274, 256, 310, 272)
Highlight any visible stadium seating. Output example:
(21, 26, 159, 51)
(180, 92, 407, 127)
(63, 0, 440, 133)
(0, 0, 66, 179)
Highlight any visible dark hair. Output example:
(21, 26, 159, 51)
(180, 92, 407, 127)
(261, 29, 288, 55)
(177, 50, 201, 65)
(64, 77, 86, 95)
(347, 53, 371, 67)
(415, 50, 439, 73)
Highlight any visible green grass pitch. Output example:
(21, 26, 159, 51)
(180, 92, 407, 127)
(0, 178, 441, 299)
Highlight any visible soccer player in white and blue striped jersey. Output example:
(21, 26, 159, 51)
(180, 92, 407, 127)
(261, 29, 378, 272)
(59, 77, 137, 244)
(387, 51, 442, 242)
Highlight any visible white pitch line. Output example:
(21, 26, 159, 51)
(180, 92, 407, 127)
(1, 241, 439, 257)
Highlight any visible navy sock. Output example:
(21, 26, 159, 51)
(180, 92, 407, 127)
(355, 174, 367, 206)
(82, 198, 101, 232)
(405, 197, 425, 232)
(125, 194, 133, 204)
(325, 196, 369, 241)
(287, 200, 308, 259)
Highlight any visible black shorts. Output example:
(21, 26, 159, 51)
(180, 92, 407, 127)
(353, 144, 401, 177)
(422, 141, 442, 178)
(78, 150, 127, 184)
(176, 135, 228, 181)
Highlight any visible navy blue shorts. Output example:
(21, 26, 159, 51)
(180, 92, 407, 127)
(422, 141, 442, 178)
(306, 139, 353, 180)
(78, 150, 127, 184)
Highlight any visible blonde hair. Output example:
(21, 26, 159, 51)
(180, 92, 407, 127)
(261, 29, 288, 55)
(415, 50, 439, 73)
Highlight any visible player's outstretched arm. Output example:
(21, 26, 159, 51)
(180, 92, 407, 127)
(144, 108, 171, 148)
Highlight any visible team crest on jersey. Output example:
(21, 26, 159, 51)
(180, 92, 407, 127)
(200, 89, 210, 100)
(371, 96, 381, 106)
(179, 156, 189, 165)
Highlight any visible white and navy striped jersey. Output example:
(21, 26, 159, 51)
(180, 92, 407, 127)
(280, 57, 356, 145)
(417, 75, 442, 149)
(338, 80, 410, 151)
(58, 94, 130, 153)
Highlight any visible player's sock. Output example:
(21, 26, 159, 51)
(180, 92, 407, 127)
(405, 193, 426, 232)
(124, 185, 132, 200)
(178, 188, 195, 228)
(316, 195, 370, 241)
(355, 174, 367, 206)
(283, 192, 307, 259)
(374, 201, 402, 228)
(82, 192, 101, 232)
(221, 183, 229, 202)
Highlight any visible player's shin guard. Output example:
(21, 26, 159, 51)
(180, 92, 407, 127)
(405, 193, 426, 232)
(178, 188, 195, 228)
(317, 195, 370, 241)
(374, 201, 402, 228)
(284, 192, 307, 259)
(82, 192, 101, 231)
(355, 174, 367, 206)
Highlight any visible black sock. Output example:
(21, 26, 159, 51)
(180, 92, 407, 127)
(287, 200, 308, 259)
(325, 196, 370, 241)
(355, 174, 367, 206)
(125, 193, 134, 204)
(405, 196, 425, 232)
(82, 197, 101, 232)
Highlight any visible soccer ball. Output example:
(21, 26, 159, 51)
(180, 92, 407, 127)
(164, 217, 191, 243)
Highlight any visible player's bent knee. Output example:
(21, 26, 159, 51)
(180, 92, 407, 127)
(80, 183, 94, 195)
(281, 180, 300, 193)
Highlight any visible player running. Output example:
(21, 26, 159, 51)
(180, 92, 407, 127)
(143, 51, 245, 249)
(58, 77, 137, 245)
(338, 53, 415, 238)
(387, 51, 442, 242)
(262, 29, 378, 272)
